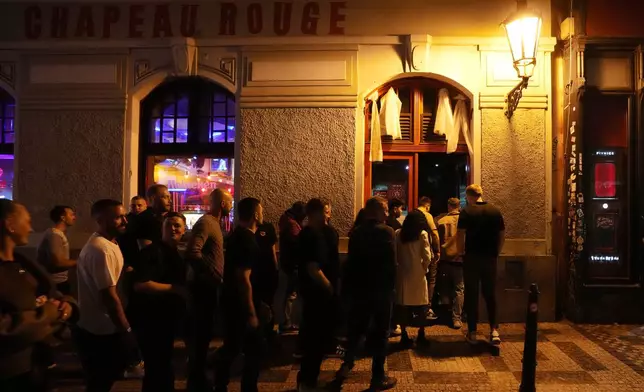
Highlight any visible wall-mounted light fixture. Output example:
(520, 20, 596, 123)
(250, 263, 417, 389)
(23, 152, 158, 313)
(502, 0, 542, 118)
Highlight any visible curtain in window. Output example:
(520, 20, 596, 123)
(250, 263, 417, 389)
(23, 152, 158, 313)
(369, 92, 383, 162)
(452, 98, 473, 156)
(379, 87, 402, 140)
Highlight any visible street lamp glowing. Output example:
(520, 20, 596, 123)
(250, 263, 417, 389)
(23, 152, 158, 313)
(501, 0, 542, 118)
(502, 5, 542, 79)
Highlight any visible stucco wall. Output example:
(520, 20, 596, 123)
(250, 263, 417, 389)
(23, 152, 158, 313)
(481, 109, 546, 239)
(16, 110, 125, 232)
(239, 108, 356, 236)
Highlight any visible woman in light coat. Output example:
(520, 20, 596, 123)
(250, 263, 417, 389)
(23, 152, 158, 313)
(394, 210, 433, 345)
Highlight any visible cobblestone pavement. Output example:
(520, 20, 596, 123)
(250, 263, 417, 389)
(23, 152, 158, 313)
(51, 322, 644, 391)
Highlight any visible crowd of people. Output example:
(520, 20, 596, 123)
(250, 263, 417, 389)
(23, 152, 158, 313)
(0, 182, 505, 392)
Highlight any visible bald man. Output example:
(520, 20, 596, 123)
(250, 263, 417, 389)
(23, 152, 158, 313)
(185, 188, 233, 391)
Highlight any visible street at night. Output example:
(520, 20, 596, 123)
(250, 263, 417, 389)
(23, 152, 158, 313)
(50, 323, 644, 391)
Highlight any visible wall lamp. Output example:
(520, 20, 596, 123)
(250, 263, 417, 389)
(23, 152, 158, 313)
(502, 0, 542, 118)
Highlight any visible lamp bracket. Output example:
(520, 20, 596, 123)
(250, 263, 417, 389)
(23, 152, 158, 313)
(505, 77, 529, 119)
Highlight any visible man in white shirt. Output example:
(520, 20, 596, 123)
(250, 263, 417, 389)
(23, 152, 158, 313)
(72, 199, 140, 392)
(37, 205, 77, 295)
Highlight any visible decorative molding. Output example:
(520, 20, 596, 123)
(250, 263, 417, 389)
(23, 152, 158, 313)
(29, 64, 118, 85)
(200, 57, 236, 85)
(243, 51, 355, 88)
(0, 62, 15, 88)
(250, 60, 346, 83)
(171, 39, 198, 76)
(404, 34, 432, 73)
(240, 49, 357, 107)
(239, 94, 356, 108)
(479, 93, 548, 110)
(134, 60, 153, 84)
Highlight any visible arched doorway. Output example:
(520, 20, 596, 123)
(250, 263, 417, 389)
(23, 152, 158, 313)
(0, 88, 15, 200)
(139, 77, 236, 230)
(364, 76, 473, 217)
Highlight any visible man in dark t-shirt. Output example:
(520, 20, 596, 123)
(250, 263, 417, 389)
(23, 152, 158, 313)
(131, 185, 172, 250)
(297, 198, 340, 391)
(214, 198, 264, 392)
(129, 212, 188, 392)
(456, 184, 505, 346)
(336, 196, 397, 391)
(386, 198, 404, 231)
(254, 222, 278, 337)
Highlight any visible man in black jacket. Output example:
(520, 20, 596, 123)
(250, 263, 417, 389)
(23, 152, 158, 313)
(336, 196, 397, 391)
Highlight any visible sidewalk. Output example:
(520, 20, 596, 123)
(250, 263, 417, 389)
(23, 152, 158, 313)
(52, 322, 644, 391)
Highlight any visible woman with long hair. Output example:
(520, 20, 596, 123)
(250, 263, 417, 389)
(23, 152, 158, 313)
(0, 200, 78, 391)
(394, 210, 433, 345)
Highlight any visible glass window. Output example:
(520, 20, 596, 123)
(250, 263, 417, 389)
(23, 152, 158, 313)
(594, 162, 616, 198)
(141, 78, 236, 232)
(152, 155, 234, 230)
(0, 154, 13, 200)
(0, 91, 14, 145)
(146, 84, 236, 145)
(371, 159, 410, 202)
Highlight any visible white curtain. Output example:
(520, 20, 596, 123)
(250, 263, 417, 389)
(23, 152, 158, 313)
(379, 87, 402, 140)
(369, 93, 383, 162)
(453, 98, 473, 156)
(433, 88, 454, 138)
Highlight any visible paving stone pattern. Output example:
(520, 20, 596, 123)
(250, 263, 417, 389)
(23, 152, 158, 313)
(52, 322, 644, 391)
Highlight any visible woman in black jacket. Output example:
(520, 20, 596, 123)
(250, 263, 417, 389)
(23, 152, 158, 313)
(0, 200, 78, 391)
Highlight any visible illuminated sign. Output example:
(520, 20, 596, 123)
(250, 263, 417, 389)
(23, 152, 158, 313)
(595, 150, 615, 156)
(590, 255, 620, 263)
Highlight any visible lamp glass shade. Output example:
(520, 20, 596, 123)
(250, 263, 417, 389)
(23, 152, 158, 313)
(503, 11, 542, 78)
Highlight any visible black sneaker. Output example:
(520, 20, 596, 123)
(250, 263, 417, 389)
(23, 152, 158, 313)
(369, 376, 397, 391)
(399, 334, 413, 348)
(335, 362, 353, 381)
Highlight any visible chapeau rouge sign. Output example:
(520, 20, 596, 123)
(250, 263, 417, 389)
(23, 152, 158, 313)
(20, 2, 348, 39)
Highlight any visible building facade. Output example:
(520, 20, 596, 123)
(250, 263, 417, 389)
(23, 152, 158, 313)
(0, 0, 557, 321)
(560, 0, 644, 323)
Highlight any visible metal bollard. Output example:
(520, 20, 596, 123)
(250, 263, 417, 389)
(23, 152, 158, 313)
(519, 283, 539, 392)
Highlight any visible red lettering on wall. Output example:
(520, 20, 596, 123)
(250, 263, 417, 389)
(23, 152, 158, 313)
(75, 6, 95, 37)
(102, 6, 120, 39)
(247, 3, 263, 34)
(153, 4, 173, 37)
(329, 2, 346, 35)
(219, 3, 237, 35)
(128, 5, 145, 38)
(180, 5, 198, 37)
(273, 2, 292, 36)
(301, 2, 319, 35)
(25, 6, 42, 39)
(51, 6, 69, 38)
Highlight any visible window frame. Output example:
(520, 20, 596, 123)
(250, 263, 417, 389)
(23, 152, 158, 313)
(138, 77, 235, 195)
(364, 78, 472, 207)
(0, 88, 14, 155)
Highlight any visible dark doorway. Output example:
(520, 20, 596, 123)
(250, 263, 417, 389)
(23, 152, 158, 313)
(417, 153, 469, 217)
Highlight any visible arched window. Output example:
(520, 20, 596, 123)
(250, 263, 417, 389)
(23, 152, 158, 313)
(365, 77, 472, 216)
(0, 89, 15, 200)
(140, 77, 235, 230)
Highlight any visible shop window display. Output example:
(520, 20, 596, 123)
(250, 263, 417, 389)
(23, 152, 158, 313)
(152, 156, 234, 230)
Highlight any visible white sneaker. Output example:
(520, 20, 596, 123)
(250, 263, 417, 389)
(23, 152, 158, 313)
(465, 331, 478, 345)
(490, 330, 501, 345)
